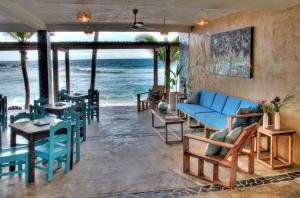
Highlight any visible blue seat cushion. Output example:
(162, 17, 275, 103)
(205, 128, 229, 156)
(211, 93, 228, 113)
(176, 103, 214, 117)
(194, 112, 227, 130)
(199, 90, 216, 108)
(222, 96, 242, 116)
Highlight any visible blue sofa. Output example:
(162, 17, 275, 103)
(176, 89, 262, 135)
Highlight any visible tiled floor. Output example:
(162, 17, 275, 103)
(0, 106, 300, 198)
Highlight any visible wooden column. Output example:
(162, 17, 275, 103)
(52, 47, 59, 102)
(65, 49, 70, 94)
(153, 49, 158, 87)
(165, 45, 171, 102)
(37, 30, 53, 103)
(90, 32, 99, 90)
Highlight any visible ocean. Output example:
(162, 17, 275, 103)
(0, 58, 167, 108)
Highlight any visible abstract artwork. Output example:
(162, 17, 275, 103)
(210, 27, 253, 78)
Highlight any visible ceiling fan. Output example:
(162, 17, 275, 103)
(130, 9, 145, 30)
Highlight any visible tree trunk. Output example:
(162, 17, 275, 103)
(20, 50, 30, 109)
(90, 32, 99, 90)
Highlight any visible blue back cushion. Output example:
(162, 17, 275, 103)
(222, 96, 242, 116)
(211, 93, 228, 113)
(200, 90, 216, 108)
(239, 99, 261, 125)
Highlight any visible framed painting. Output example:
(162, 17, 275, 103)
(210, 27, 253, 78)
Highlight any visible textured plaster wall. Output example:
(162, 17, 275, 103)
(189, 5, 300, 164)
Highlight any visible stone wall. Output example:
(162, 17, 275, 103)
(189, 5, 300, 164)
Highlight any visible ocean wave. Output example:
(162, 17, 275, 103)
(73, 67, 162, 74)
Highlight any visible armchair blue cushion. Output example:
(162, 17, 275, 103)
(205, 128, 229, 156)
(220, 127, 242, 155)
(211, 93, 228, 113)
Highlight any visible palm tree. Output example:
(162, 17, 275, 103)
(8, 32, 35, 109)
(135, 34, 180, 64)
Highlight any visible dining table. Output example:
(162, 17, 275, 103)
(43, 102, 72, 118)
(9, 117, 74, 183)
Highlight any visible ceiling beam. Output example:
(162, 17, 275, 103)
(0, 2, 46, 30)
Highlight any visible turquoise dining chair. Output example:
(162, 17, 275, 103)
(30, 104, 46, 119)
(34, 97, 49, 106)
(72, 102, 87, 141)
(58, 89, 70, 102)
(0, 130, 29, 183)
(35, 121, 71, 182)
(10, 112, 46, 147)
(87, 89, 99, 124)
(64, 110, 81, 162)
(0, 95, 7, 132)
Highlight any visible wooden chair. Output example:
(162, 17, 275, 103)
(183, 123, 259, 188)
(137, 85, 165, 111)
(72, 102, 87, 141)
(64, 110, 81, 162)
(87, 89, 99, 124)
(35, 121, 71, 182)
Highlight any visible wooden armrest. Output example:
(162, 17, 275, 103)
(184, 134, 235, 149)
(137, 92, 149, 96)
(228, 113, 263, 118)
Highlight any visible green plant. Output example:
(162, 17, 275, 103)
(256, 100, 272, 114)
(168, 64, 185, 92)
(271, 94, 295, 112)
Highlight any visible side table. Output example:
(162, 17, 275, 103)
(257, 125, 296, 169)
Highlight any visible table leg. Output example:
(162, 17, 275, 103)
(28, 139, 35, 183)
(9, 128, 17, 171)
(274, 136, 277, 158)
(180, 123, 183, 142)
(270, 136, 276, 169)
(165, 123, 168, 144)
(151, 113, 154, 127)
(257, 131, 261, 160)
(288, 135, 293, 165)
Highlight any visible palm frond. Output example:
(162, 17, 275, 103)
(135, 34, 157, 42)
(7, 32, 35, 43)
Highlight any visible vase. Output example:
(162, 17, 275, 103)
(274, 112, 280, 130)
(168, 92, 178, 111)
(263, 113, 269, 128)
(158, 100, 168, 114)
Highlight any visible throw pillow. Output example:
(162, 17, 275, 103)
(185, 91, 200, 104)
(232, 107, 251, 128)
(220, 127, 242, 155)
(204, 128, 229, 156)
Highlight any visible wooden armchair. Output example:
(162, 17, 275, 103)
(183, 123, 259, 188)
(137, 85, 165, 111)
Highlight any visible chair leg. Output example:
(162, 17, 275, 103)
(213, 163, 219, 182)
(0, 164, 2, 178)
(48, 157, 54, 182)
(17, 161, 22, 176)
(57, 157, 63, 169)
(96, 108, 99, 122)
(229, 150, 238, 188)
(76, 135, 80, 162)
(83, 125, 87, 141)
(198, 158, 204, 176)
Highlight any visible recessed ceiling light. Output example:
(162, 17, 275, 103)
(77, 10, 91, 23)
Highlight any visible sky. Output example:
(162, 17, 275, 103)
(0, 32, 179, 61)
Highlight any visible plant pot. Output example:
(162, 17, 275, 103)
(274, 112, 280, 130)
(263, 113, 269, 128)
(168, 92, 178, 111)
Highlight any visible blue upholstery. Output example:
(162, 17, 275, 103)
(176, 88, 260, 131)
(195, 112, 228, 130)
(222, 97, 242, 116)
(211, 93, 228, 113)
(200, 90, 216, 108)
(176, 103, 214, 118)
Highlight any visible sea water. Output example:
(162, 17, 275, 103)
(0, 59, 167, 108)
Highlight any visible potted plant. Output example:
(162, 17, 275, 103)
(271, 94, 295, 130)
(256, 100, 272, 128)
(168, 64, 185, 110)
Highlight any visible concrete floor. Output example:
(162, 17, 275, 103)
(0, 106, 300, 198)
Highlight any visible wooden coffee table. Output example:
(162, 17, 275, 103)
(151, 109, 184, 144)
